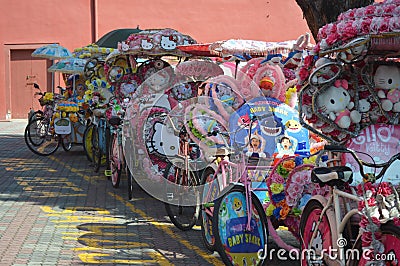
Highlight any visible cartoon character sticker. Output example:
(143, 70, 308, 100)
(229, 97, 310, 159)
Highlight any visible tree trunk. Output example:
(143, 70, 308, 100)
(295, 0, 374, 41)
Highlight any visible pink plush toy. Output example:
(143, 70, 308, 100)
(253, 63, 286, 102)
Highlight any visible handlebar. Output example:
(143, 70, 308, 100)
(322, 145, 400, 181)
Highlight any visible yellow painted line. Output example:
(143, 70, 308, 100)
(112, 193, 222, 265)
(14, 177, 69, 181)
(78, 253, 160, 264)
(148, 251, 175, 266)
(47, 156, 220, 265)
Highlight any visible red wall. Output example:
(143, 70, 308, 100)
(0, 0, 311, 120)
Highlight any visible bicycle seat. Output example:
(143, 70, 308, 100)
(93, 109, 106, 117)
(311, 166, 353, 186)
(109, 116, 122, 126)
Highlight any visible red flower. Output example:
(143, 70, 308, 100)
(377, 182, 392, 196)
(364, 5, 376, 16)
(303, 55, 314, 68)
(361, 18, 372, 34)
(298, 67, 310, 82)
(326, 32, 340, 46)
(361, 231, 373, 246)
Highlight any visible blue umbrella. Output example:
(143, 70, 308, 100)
(32, 43, 72, 59)
(48, 57, 87, 74)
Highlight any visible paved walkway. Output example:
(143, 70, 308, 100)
(0, 120, 300, 266)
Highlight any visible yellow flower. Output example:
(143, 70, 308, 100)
(270, 183, 284, 194)
(265, 204, 276, 217)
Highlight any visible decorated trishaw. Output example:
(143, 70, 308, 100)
(296, 0, 400, 265)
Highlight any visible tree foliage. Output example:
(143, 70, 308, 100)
(295, 0, 374, 40)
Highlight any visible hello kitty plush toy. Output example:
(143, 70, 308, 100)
(358, 98, 371, 124)
(374, 65, 400, 113)
(310, 57, 336, 85)
(316, 79, 361, 128)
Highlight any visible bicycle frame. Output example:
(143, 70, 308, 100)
(305, 185, 363, 265)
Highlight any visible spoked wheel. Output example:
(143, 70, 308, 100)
(200, 167, 220, 252)
(212, 185, 268, 266)
(28, 110, 44, 122)
(164, 162, 201, 231)
(109, 132, 123, 188)
(60, 134, 73, 151)
(83, 124, 94, 162)
(91, 125, 102, 173)
(348, 222, 400, 266)
(126, 165, 135, 200)
(25, 117, 60, 156)
(299, 199, 333, 265)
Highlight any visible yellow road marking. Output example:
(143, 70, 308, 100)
(46, 155, 220, 265)
(113, 193, 222, 265)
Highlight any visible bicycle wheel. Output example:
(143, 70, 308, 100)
(29, 110, 44, 122)
(91, 125, 102, 173)
(164, 162, 201, 231)
(25, 117, 60, 156)
(299, 199, 333, 265)
(109, 132, 122, 188)
(212, 185, 268, 266)
(83, 124, 94, 162)
(349, 221, 400, 266)
(126, 165, 135, 200)
(200, 167, 219, 252)
(60, 134, 73, 151)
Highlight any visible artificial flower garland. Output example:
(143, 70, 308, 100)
(356, 181, 400, 262)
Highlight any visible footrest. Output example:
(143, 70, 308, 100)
(104, 170, 112, 177)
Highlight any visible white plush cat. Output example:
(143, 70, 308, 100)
(316, 79, 361, 128)
(374, 65, 400, 112)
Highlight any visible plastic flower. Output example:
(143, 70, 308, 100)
(271, 192, 285, 203)
(270, 183, 284, 194)
(273, 207, 282, 220)
(282, 160, 296, 171)
(265, 203, 276, 217)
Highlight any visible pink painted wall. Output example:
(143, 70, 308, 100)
(0, 0, 311, 120)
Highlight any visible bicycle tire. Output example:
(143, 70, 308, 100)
(29, 110, 44, 122)
(212, 185, 268, 266)
(61, 134, 73, 151)
(200, 167, 219, 252)
(348, 221, 400, 266)
(109, 132, 122, 188)
(126, 165, 134, 200)
(91, 125, 102, 173)
(299, 199, 333, 265)
(25, 117, 60, 156)
(164, 162, 201, 231)
(83, 124, 94, 162)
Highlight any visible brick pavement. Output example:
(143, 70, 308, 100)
(0, 120, 300, 266)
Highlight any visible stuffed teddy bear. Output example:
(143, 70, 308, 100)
(374, 65, 400, 113)
(316, 79, 361, 128)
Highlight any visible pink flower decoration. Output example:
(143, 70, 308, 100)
(394, 6, 400, 16)
(384, 4, 396, 14)
(361, 18, 372, 34)
(326, 32, 340, 46)
(389, 16, 400, 31)
(341, 22, 358, 41)
(361, 231, 373, 246)
(355, 7, 366, 18)
(379, 17, 390, 33)
(374, 5, 385, 16)
(377, 182, 393, 196)
(365, 5, 376, 16)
